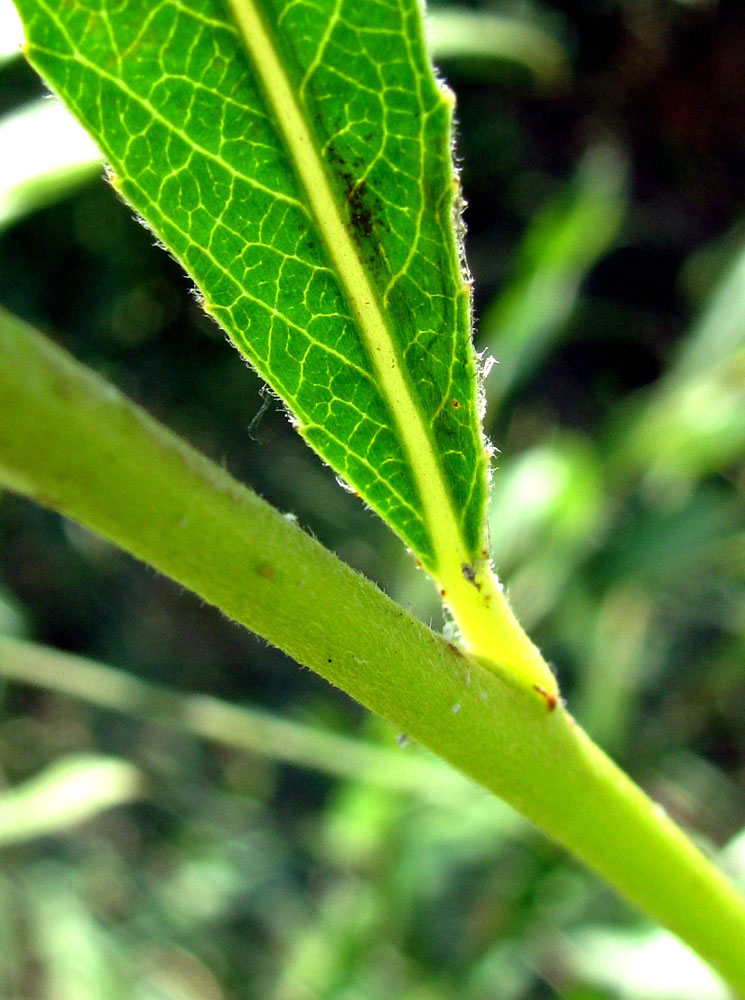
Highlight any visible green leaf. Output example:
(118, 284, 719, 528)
(15, 0, 480, 565)
(13, 0, 558, 698)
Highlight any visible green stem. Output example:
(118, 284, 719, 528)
(1, 306, 744, 995)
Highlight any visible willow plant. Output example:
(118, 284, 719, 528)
(1, 0, 745, 993)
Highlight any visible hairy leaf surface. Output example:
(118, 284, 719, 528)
(15, 0, 487, 578)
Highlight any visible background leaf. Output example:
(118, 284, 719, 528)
(0, 754, 141, 846)
(0, 99, 101, 230)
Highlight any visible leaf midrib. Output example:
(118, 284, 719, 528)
(225, 0, 473, 578)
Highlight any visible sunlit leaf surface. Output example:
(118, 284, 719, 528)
(14, 0, 487, 576)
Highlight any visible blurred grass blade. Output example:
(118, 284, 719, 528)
(14, 0, 557, 697)
(613, 237, 745, 486)
(0, 99, 102, 230)
(487, 437, 608, 628)
(481, 146, 627, 414)
(426, 8, 570, 89)
(715, 530, 745, 580)
(0, 755, 141, 846)
(573, 586, 654, 755)
(0, 0, 23, 66)
(566, 926, 730, 1000)
(24, 865, 122, 1000)
(674, 236, 745, 378)
(0, 633, 487, 809)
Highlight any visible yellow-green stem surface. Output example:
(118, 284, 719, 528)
(1, 308, 745, 995)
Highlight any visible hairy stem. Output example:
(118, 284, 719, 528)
(1, 306, 745, 995)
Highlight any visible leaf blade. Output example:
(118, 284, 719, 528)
(226, 0, 490, 574)
(14, 0, 559, 698)
(17, 0, 485, 576)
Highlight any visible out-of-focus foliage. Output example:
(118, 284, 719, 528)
(0, 99, 102, 231)
(0, 0, 744, 997)
(0, 0, 22, 66)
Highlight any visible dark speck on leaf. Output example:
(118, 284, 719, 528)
(325, 143, 379, 241)
(461, 562, 479, 588)
(347, 179, 375, 239)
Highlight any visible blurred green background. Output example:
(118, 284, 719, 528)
(1, 0, 745, 997)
